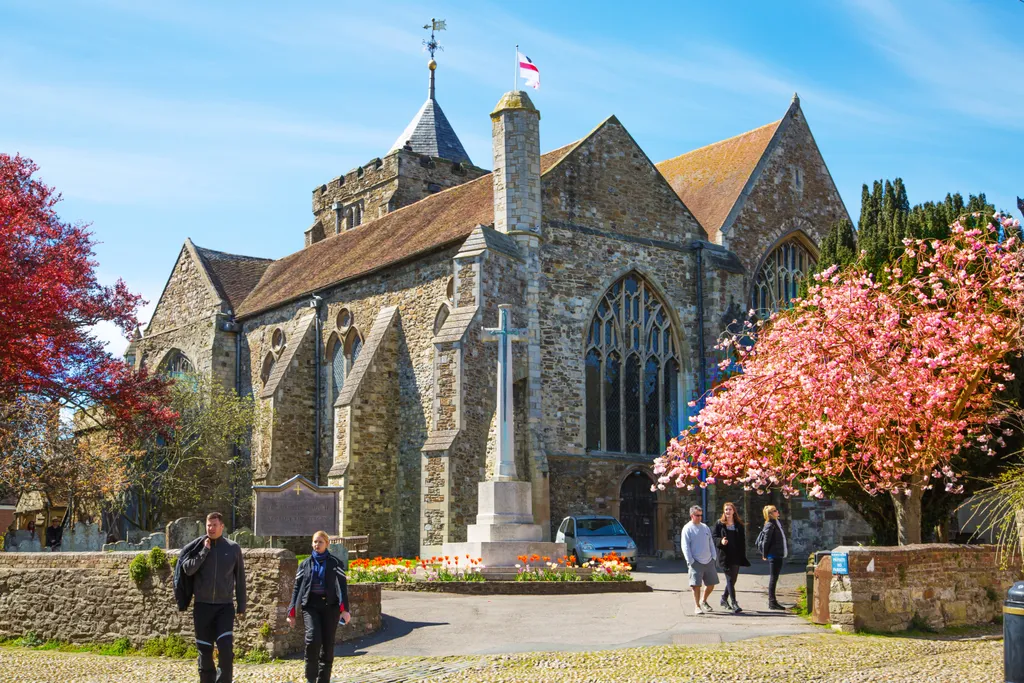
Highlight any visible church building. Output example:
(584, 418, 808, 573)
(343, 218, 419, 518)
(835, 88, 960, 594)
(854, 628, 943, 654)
(132, 58, 871, 559)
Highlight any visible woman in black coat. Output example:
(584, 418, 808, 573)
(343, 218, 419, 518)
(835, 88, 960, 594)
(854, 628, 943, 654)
(760, 505, 788, 611)
(712, 501, 750, 613)
(287, 531, 351, 683)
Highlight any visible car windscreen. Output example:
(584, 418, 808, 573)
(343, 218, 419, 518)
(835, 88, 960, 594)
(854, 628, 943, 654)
(575, 518, 628, 536)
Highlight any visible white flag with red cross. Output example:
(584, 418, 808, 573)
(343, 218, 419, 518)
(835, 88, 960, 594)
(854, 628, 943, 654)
(518, 51, 540, 90)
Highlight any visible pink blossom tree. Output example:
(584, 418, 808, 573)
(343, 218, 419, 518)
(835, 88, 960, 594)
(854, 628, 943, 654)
(655, 215, 1024, 544)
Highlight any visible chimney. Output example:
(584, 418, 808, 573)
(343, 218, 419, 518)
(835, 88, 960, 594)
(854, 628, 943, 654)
(490, 90, 541, 236)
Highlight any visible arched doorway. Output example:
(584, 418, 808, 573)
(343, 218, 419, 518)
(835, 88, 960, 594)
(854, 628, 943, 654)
(619, 469, 657, 556)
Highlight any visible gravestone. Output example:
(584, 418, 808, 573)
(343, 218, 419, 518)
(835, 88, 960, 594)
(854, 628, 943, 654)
(102, 532, 166, 552)
(230, 527, 270, 548)
(65, 522, 104, 551)
(253, 475, 341, 537)
(8, 531, 40, 552)
(165, 518, 204, 549)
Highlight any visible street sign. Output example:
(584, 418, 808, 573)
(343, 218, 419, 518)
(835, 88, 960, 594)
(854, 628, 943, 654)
(832, 551, 849, 575)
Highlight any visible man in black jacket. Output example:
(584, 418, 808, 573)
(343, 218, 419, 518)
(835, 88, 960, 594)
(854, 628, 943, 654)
(180, 512, 246, 683)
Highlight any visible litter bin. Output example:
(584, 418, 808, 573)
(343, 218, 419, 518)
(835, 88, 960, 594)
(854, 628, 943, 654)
(1007, 581, 1024, 683)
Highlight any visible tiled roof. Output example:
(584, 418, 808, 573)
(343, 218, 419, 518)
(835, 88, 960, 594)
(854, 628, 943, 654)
(656, 119, 782, 242)
(236, 143, 578, 319)
(192, 246, 273, 313)
(388, 97, 473, 165)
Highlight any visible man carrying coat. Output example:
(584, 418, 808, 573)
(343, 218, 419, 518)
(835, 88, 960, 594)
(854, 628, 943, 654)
(179, 512, 246, 683)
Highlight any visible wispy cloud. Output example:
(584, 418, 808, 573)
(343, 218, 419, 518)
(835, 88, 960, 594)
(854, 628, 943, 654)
(842, 0, 1024, 129)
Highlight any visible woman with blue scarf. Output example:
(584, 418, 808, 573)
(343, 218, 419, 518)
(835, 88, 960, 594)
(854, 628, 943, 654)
(287, 531, 350, 683)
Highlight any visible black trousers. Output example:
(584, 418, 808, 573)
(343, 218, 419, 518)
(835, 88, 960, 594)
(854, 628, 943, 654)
(302, 594, 340, 683)
(721, 565, 740, 603)
(767, 556, 784, 604)
(193, 602, 234, 683)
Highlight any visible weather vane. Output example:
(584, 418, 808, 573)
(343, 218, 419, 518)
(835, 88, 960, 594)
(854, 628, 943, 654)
(423, 18, 446, 60)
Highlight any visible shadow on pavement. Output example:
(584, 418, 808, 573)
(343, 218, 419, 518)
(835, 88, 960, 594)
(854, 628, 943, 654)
(335, 614, 448, 657)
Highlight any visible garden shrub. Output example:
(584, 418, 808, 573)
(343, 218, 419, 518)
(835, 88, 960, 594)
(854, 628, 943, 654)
(128, 553, 151, 584)
(149, 547, 169, 573)
(100, 637, 133, 656)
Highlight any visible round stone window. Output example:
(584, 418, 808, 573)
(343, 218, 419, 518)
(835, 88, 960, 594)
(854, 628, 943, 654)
(271, 328, 285, 353)
(337, 308, 352, 332)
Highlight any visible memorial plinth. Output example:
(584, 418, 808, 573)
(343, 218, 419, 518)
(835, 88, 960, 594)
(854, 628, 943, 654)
(443, 480, 565, 567)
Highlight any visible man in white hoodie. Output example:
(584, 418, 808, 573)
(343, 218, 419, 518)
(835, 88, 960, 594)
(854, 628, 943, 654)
(681, 505, 719, 615)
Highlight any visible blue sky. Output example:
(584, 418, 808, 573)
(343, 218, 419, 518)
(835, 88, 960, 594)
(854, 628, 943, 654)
(2, 0, 1022, 353)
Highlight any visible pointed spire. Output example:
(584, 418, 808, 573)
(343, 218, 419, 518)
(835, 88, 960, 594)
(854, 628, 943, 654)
(792, 92, 800, 107)
(388, 58, 473, 165)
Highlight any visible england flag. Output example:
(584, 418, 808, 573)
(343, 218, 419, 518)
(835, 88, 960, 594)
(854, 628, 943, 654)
(518, 51, 540, 90)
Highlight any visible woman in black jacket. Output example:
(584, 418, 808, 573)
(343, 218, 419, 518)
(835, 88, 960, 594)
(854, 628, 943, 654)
(287, 531, 351, 683)
(712, 501, 750, 613)
(760, 505, 788, 611)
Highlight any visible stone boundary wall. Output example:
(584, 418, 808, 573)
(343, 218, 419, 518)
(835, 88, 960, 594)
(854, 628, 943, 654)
(828, 544, 1021, 633)
(0, 549, 381, 657)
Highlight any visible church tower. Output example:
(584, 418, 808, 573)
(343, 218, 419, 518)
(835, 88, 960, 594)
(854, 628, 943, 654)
(306, 59, 487, 247)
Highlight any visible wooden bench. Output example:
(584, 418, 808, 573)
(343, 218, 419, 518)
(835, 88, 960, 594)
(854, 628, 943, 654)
(329, 535, 369, 559)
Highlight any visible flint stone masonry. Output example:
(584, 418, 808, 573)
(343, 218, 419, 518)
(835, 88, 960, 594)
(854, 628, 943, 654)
(0, 550, 381, 657)
(827, 544, 1021, 632)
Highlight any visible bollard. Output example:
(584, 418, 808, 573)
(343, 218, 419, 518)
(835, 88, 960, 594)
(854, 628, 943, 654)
(1006, 581, 1024, 683)
(806, 553, 815, 612)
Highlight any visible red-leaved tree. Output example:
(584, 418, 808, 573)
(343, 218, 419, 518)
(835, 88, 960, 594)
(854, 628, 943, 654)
(0, 153, 174, 497)
(655, 214, 1024, 544)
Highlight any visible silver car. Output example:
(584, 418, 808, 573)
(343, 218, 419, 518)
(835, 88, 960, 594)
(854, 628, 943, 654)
(555, 515, 638, 569)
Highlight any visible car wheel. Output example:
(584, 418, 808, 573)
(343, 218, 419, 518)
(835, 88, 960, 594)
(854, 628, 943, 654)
(630, 562, 638, 572)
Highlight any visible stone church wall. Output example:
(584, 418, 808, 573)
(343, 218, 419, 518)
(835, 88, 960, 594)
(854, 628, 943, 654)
(310, 150, 487, 243)
(534, 118, 745, 546)
(722, 107, 848, 277)
(241, 248, 457, 556)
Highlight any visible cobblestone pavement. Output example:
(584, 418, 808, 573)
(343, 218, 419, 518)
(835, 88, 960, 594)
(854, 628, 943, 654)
(0, 633, 1002, 682)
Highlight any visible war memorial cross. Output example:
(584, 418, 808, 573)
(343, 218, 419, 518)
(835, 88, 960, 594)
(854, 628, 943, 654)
(481, 304, 528, 481)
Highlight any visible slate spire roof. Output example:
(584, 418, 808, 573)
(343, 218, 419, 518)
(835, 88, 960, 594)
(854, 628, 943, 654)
(387, 61, 473, 165)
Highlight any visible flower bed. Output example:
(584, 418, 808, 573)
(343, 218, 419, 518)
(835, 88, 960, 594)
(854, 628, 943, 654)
(514, 552, 633, 582)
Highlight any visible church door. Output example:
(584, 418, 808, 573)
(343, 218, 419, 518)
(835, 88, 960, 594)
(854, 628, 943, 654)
(619, 470, 656, 556)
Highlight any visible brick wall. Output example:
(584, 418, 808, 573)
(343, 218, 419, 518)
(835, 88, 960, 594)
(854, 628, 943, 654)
(0, 550, 381, 657)
(828, 544, 1021, 632)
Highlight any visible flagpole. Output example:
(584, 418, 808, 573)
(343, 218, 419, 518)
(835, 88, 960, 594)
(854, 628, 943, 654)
(514, 44, 518, 91)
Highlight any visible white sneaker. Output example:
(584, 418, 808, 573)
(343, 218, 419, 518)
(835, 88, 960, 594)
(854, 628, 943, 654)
(701, 600, 714, 613)
(693, 605, 705, 615)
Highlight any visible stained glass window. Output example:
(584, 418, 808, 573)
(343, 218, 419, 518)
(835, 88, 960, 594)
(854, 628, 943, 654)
(751, 238, 817, 317)
(585, 273, 680, 455)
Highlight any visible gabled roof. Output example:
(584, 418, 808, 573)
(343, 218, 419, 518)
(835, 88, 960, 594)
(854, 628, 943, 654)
(192, 245, 273, 313)
(388, 97, 473, 165)
(656, 118, 783, 242)
(236, 142, 578, 319)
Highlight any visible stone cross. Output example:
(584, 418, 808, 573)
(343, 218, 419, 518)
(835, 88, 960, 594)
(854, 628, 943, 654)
(481, 304, 528, 481)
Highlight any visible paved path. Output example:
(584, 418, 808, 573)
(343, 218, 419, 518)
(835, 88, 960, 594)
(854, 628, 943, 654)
(337, 558, 815, 657)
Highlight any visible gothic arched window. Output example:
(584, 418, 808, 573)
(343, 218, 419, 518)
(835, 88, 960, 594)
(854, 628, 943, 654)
(345, 329, 363, 369)
(585, 273, 680, 455)
(158, 349, 194, 381)
(751, 236, 817, 317)
(327, 334, 345, 404)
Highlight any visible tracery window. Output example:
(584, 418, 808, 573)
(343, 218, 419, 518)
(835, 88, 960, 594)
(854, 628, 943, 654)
(327, 329, 363, 407)
(750, 237, 816, 317)
(158, 349, 194, 381)
(585, 273, 680, 456)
